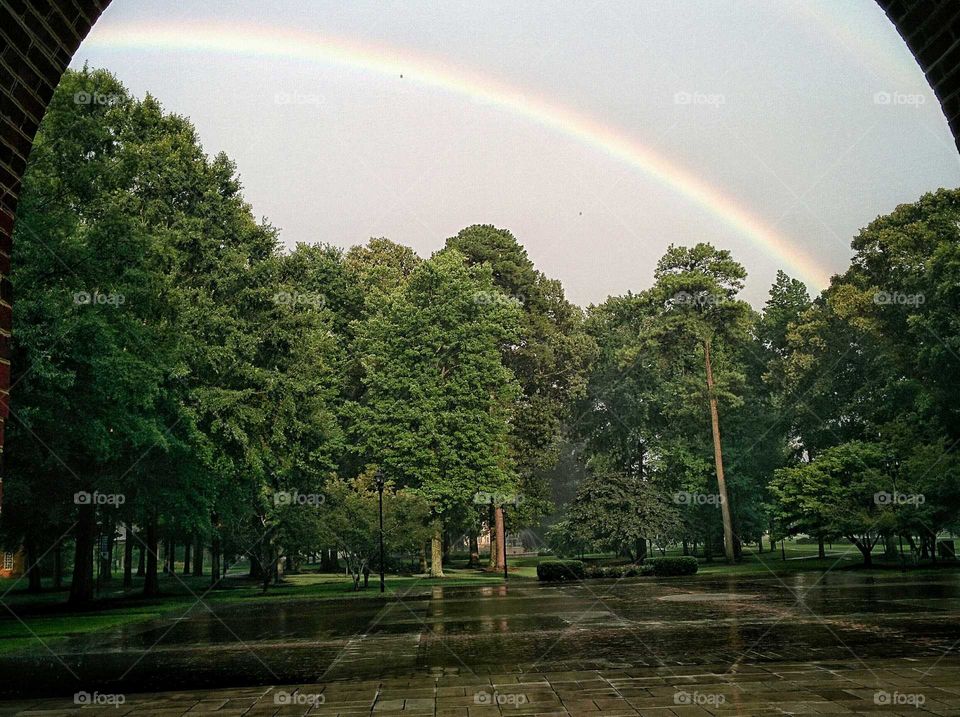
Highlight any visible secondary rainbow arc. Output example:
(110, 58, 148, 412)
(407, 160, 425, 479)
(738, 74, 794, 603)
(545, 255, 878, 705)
(85, 21, 832, 288)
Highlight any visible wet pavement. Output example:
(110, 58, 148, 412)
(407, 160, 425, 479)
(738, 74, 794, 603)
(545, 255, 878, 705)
(4, 572, 960, 714)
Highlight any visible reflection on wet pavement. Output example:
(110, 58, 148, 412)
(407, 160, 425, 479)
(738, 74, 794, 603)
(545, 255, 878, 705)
(3, 571, 960, 699)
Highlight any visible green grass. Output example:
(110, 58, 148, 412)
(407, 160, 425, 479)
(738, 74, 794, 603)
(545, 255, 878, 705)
(0, 610, 164, 654)
(0, 542, 952, 656)
(0, 561, 536, 654)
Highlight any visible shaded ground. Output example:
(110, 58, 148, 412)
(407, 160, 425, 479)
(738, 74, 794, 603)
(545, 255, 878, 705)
(3, 571, 960, 703)
(5, 657, 960, 716)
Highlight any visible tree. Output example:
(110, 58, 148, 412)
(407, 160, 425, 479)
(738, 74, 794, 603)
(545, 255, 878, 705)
(642, 244, 753, 562)
(446, 225, 596, 560)
(319, 476, 430, 590)
(350, 248, 521, 576)
(567, 465, 680, 560)
(770, 441, 894, 566)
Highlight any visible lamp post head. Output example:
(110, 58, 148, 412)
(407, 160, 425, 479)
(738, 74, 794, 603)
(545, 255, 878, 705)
(375, 467, 385, 492)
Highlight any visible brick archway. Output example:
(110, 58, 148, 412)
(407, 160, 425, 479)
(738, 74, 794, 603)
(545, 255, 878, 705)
(0, 0, 959, 460)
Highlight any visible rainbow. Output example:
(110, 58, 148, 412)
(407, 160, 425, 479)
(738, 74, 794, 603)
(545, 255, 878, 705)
(83, 21, 832, 288)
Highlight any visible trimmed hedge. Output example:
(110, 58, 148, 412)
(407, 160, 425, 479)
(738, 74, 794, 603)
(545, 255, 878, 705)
(536, 559, 585, 581)
(584, 563, 652, 579)
(643, 556, 699, 576)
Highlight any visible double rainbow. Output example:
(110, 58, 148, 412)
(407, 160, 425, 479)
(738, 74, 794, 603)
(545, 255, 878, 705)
(85, 21, 832, 287)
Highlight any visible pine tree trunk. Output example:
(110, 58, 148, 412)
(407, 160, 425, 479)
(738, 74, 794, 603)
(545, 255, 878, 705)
(704, 336, 735, 563)
(69, 504, 96, 604)
(430, 525, 445, 577)
(137, 541, 145, 577)
(143, 517, 160, 597)
(818, 535, 825, 559)
(182, 541, 191, 575)
(419, 544, 428, 573)
(494, 506, 505, 570)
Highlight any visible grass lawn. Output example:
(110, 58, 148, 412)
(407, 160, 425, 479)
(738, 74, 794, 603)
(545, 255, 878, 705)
(0, 561, 536, 655)
(0, 540, 953, 656)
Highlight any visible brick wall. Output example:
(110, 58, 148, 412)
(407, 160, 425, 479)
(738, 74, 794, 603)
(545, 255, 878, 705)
(878, 0, 960, 152)
(0, 0, 109, 484)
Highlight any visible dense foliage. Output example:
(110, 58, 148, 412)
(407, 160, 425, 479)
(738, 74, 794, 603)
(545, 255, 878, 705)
(3, 67, 959, 602)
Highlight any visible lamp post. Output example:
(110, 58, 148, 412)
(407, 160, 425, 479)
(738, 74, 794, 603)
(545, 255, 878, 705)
(375, 468, 386, 593)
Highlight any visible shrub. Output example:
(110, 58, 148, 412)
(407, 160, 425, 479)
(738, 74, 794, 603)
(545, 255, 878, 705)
(643, 556, 698, 576)
(537, 559, 585, 581)
(583, 563, 652, 579)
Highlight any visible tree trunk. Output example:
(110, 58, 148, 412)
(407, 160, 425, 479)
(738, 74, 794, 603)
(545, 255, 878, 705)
(818, 535, 825, 559)
(704, 336, 735, 563)
(182, 541, 191, 575)
(681, 539, 689, 556)
(193, 537, 203, 577)
(249, 554, 263, 580)
(636, 537, 648, 562)
(488, 505, 498, 569)
(704, 532, 713, 563)
(210, 537, 221, 586)
(99, 520, 114, 582)
(136, 541, 145, 577)
(26, 540, 41, 593)
(143, 517, 160, 597)
(494, 506, 505, 570)
(69, 504, 96, 604)
(123, 526, 133, 589)
(468, 533, 480, 568)
(53, 541, 63, 589)
(430, 524, 445, 577)
(884, 533, 898, 560)
(167, 540, 176, 574)
(856, 539, 873, 568)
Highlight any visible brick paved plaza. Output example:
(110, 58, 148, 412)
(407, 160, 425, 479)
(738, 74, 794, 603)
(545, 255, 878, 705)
(4, 573, 960, 715)
(5, 658, 960, 716)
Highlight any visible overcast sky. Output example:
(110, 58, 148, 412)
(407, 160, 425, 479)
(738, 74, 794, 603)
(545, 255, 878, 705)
(71, 0, 960, 307)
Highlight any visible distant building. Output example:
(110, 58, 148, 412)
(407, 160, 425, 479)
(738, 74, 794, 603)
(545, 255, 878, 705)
(0, 549, 24, 579)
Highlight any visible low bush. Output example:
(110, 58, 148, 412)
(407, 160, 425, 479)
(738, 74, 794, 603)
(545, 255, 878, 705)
(643, 556, 699, 576)
(536, 559, 585, 581)
(583, 563, 652, 579)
